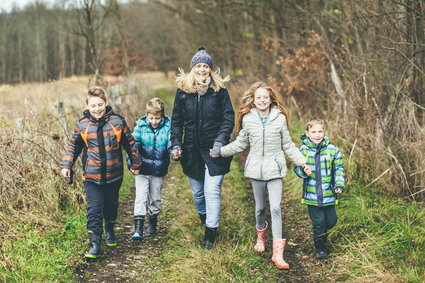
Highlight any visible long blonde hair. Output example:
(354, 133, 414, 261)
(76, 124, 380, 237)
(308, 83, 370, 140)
(176, 67, 230, 93)
(235, 81, 289, 133)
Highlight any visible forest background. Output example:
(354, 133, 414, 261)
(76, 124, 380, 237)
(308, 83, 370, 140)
(0, 0, 424, 282)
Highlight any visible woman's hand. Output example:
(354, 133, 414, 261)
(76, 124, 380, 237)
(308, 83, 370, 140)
(334, 188, 343, 194)
(61, 168, 70, 178)
(209, 142, 222, 158)
(130, 169, 139, 175)
(301, 164, 312, 176)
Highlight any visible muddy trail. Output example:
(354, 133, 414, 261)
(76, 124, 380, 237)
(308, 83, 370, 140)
(74, 173, 176, 282)
(75, 160, 336, 282)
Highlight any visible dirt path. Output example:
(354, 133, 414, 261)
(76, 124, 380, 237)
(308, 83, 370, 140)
(75, 173, 175, 282)
(75, 164, 336, 282)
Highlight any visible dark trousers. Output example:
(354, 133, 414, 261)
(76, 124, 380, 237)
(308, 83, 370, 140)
(84, 179, 123, 235)
(307, 205, 337, 239)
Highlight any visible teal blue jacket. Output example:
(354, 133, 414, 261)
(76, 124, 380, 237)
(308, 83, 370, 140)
(132, 115, 171, 176)
(294, 135, 345, 207)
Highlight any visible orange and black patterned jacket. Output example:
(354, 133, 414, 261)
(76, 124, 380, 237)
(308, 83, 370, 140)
(61, 106, 141, 185)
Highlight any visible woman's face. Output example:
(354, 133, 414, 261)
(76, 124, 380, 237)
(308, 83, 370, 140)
(194, 63, 211, 82)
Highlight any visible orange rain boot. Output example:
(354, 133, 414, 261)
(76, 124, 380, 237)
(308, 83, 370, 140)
(253, 221, 268, 253)
(271, 238, 290, 269)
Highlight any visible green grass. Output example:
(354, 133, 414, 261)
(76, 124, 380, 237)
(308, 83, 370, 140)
(154, 87, 176, 107)
(0, 170, 136, 282)
(331, 183, 425, 282)
(1, 213, 86, 282)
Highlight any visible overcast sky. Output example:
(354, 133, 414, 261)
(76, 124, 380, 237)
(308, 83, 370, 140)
(0, 0, 54, 12)
(0, 0, 134, 12)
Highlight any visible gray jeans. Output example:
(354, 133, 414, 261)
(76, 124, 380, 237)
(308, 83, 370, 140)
(134, 174, 164, 216)
(252, 178, 285, 239)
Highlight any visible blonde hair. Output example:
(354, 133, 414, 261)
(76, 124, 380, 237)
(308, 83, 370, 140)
(176, 67, 230, 93)
(86, 86, 107, 104)
(236, 81, 289, 133)
(305, 118, 325, 131)
(146, 97, 165, 116)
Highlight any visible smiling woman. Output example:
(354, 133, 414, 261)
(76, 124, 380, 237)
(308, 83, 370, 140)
(171, 47, 235, 250)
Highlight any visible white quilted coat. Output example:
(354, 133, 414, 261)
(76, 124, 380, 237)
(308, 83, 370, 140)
(220, 108, 306, 180)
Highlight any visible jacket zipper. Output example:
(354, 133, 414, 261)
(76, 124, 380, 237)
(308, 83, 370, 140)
(261, 123, 265, 179)
(325, 157, 328, 175)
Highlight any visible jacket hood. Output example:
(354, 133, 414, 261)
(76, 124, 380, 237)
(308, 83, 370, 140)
(301, 134, 331, 149)
(83, 105, 114, 122)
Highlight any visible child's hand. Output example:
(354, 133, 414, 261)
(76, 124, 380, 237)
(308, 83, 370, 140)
(61, 168, 71, 178)
(171, 149, 182, 161)
(334, 188, 343, 194)
(130, 169, 139, 175)
(301, 164, 312, 176)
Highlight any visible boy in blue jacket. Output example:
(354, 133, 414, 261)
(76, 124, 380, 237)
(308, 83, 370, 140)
(294, 118, 345, 259)
(130, 97, 171, 240)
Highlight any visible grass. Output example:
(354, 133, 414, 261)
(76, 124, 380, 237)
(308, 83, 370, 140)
(0, 163, 137, 282)
(330, 183, 425, 282)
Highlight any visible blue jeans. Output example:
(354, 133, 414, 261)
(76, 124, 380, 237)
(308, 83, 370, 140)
(188, 165, 224, 228)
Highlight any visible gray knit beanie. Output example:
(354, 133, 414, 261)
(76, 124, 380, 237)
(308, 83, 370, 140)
(190, 47, 213, 70)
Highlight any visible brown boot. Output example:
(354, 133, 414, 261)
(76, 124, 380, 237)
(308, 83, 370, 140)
(271, 238, 290, 269)
(253, 221, 268, 253)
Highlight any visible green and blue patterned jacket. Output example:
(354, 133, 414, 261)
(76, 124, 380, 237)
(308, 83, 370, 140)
(294, 134, 345, 207)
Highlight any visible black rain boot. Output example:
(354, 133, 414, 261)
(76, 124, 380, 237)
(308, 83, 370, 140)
(145, 214, 158, 237)
(198, 213, 206, 225)
(105, 220, 117, 247)
(132, 216, 144, 240)
(204, 226, 218, 250)
(85, 232, 101, 260)
(314, 235, 327, 260)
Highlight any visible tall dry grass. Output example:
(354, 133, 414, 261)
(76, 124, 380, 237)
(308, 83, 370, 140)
(0, 72, 171, 245)
(270, 33, 425, 201)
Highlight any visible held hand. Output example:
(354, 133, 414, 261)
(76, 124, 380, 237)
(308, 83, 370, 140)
(61, 168, 70, 178)
(334, 188, 343, 194)
(172, 150, 182, 161)
(301, 164, 312, 176)
(130, 169, 139, 175)
(209, 149, 220, 158)
(209, 141, 222, 158)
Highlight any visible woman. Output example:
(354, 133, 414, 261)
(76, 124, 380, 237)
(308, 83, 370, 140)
(171, 47, 234, 250)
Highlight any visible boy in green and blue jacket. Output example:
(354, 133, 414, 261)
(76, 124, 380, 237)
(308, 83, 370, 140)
(294, 118, 345, 259)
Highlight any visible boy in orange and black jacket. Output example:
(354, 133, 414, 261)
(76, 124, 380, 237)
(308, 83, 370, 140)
(61, 86, 141, 260)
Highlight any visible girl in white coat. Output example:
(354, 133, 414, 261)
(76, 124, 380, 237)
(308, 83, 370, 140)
(216, 81, 308, 269)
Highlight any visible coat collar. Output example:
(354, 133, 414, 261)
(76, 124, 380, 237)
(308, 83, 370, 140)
(301, 134, 331, 149)
(249, 107, 281, 122)
(138, 114, 170, 130)
(83, 105, 114, 123)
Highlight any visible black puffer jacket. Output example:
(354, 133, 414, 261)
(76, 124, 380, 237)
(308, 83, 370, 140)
(171, 87, 234, 179)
